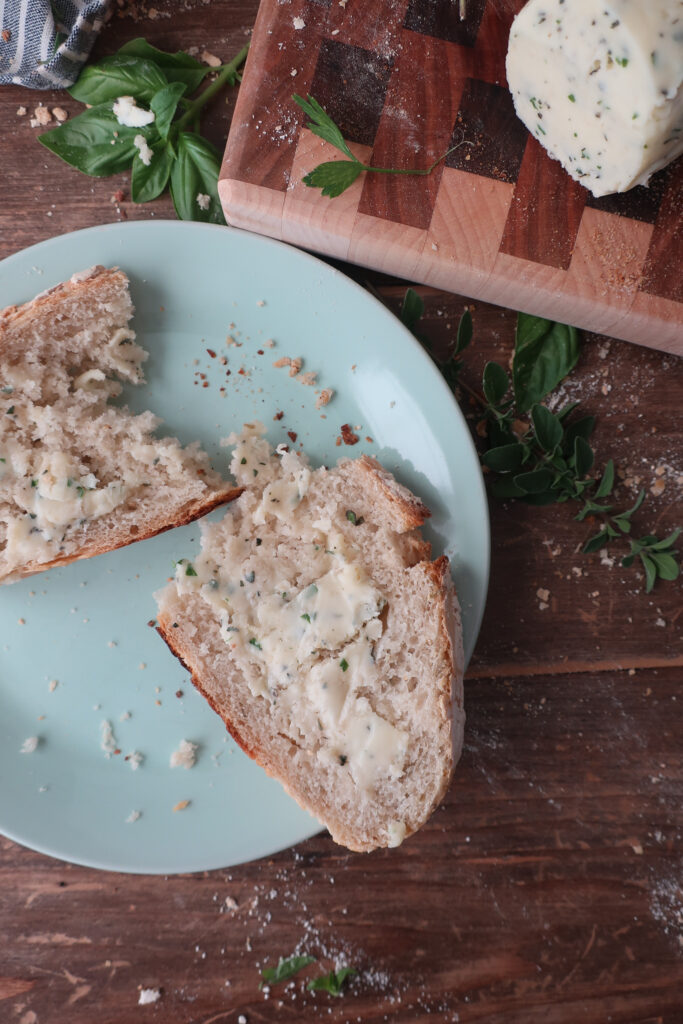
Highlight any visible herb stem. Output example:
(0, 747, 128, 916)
(175, 42, 250, 131)
(360, 141, 468, 178)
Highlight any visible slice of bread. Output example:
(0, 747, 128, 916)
(0, 266, 240, 583)
(155, 425, 464, 852)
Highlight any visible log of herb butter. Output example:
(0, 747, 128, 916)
(155, 424, 464, 852)
(506, 0, 683, 197)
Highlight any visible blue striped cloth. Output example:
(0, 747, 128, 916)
(0, 0, 111, 89)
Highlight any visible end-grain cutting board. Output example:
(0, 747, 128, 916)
(219, 0, 683, 354)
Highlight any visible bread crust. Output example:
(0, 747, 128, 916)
(0, 266, 122, 337)
(1, 486, 243, 583)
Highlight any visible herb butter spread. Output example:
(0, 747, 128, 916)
(175, 427, 409, 793)
(506, 0, 683, 196)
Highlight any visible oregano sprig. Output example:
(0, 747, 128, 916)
(293, 94, 467, 198)
(398, 288, 680, 593)
(38, 38, 249, 223)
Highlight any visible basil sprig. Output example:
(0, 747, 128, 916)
(38, 38, 249, 223)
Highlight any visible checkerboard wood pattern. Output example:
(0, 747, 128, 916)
(219, 0, 682, 353)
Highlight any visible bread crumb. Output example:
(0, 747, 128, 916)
(138, 988, 161, 1005)
(273, 357, 291, 369)
(315, 388, 334, 409)
(126, 810, 141, 823)
(173, 799, 191, 812)
(196, 193, 211, 210)
(16, 105, 27, 116)
(298, 371, 317, 386)
(100, 720, 118, 758)
(224, 895, 238, 911)
(650, 477, 666, 497)
(20, 736, 39, 754)
(288, 357, 302, 377)
(52, 107, 68, 122)
(1, 28, 11, 41)
(30, 105, 52, 127)
(170, 739, 198, 770)
(293, 16, 305, 29)
(536, 587, 550, 602)
(48, 679, 58, 692)
(126, 751, 144, 771)
(340, 423, 359, 446)
(200, 50, 221, 67)
(18, 617, 25, 625)
(655, 617, 666, 627)
(632, 843, 643, 855)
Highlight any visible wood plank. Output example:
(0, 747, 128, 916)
(1, 668, 680, 1023)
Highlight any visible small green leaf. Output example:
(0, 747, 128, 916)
(531, 404, 563, 452)
(69, 55, 168, 104)
(454, 310, 473, 357)
(38, 105, 153, 176)
(641, 553, 657, 593)
(400, 288, 425, 334)
(118, 38, 210, 90)
(612, 517, 632, 534)
(621, 554, 636, 567)
(306, 966, 357, 996)
(481, 443, 527, 473)
(513, 467, 555, 494)
(293, 94, 355, 160)
(302, 160, 364, 198)
(557, 401, 579, 422)
(131, 139, 175, 202)
(563, 415, 596, 453)
(260, 954, 316, 988)
(583, 530, 609, 554)
(482, 362, 509, 407)
(490, 476, 526, 499)
(649, 528, 681, 552)
(340, 658, 349, 672)
(170, 131, 225, 223)
(513, 313, 581, 412)
(593, 459, 615, 499)
(649, 552, 679, 581)
(150, 81, 187, 139)
(185, 563, 197, 577)
(573, 435, 594, 477)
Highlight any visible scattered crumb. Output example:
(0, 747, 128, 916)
(293, 16, 305, 29)
(632, 843, 644, 855)
(173, 800, 191, 812)
(273, 410, 284, 421)
(126, 810, 141, 824)
(298, 371, 317, 386)
(655, 617, 666, 628)
(196, 192, 211, 210)
(48, 679, 58, 692)
(125, 751, 144, 771)
(200, 50, 221, 67)
(273, 356, 291, 369)
(20, 736, 39, 754)
(237, 1016, 248, 1024)
(18, 617, 25, 625)
(288, 357, 302, 377)
(316, 388, 334, 409)
(224, 895, 239, 911)
(138, 988, 161, 1005)
(100, 720, 118, 758)
(52, 106, 68, 122)
(30, 105, 52, 128)
(650, 477, 666, 497)
(16, 105, 27, 116)
(256, 299, 266, 307)
(536, 587, 550, 602)
(1, 28, 11, 41)
(170, 739, 198, 770)
(340, 424, 359, 446)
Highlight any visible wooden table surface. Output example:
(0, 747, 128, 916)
(1, 3, 681, 1023)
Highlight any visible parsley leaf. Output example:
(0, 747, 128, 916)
(302, 160, 364, 198)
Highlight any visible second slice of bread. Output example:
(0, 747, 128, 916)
(156, 426, 464, 852)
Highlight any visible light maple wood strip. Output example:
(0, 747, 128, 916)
(219, 179, 285, 237)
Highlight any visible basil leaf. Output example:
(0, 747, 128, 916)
(260, 954, 316, 988)
(302, 160, 363, 198)
(170, 131, 225, 223)
(38, 105, 152, 176)
(118, 38, 210, 91)
(150, 82, 187, 139)
(531, 404, 563, 452)
(563, 415, 595, 454)
(482, 362, 509, 407)
(131, 139, 175, 202)
(612, 516, 632, 534)
(481, 442, 527, 473)
(513, 467, 555, 493)
(650, 552, 679, 581)
(573, 435, 594, 477)
(69, 55, 168, 104)
(513, 313, 580, 412)
(454, 310, 473, 357)
(622, 488, 646, 520)
(641, 553, 657, 593)
(593, 458, 615, 499)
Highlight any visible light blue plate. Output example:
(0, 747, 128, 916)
(0, 221, 489, 874)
